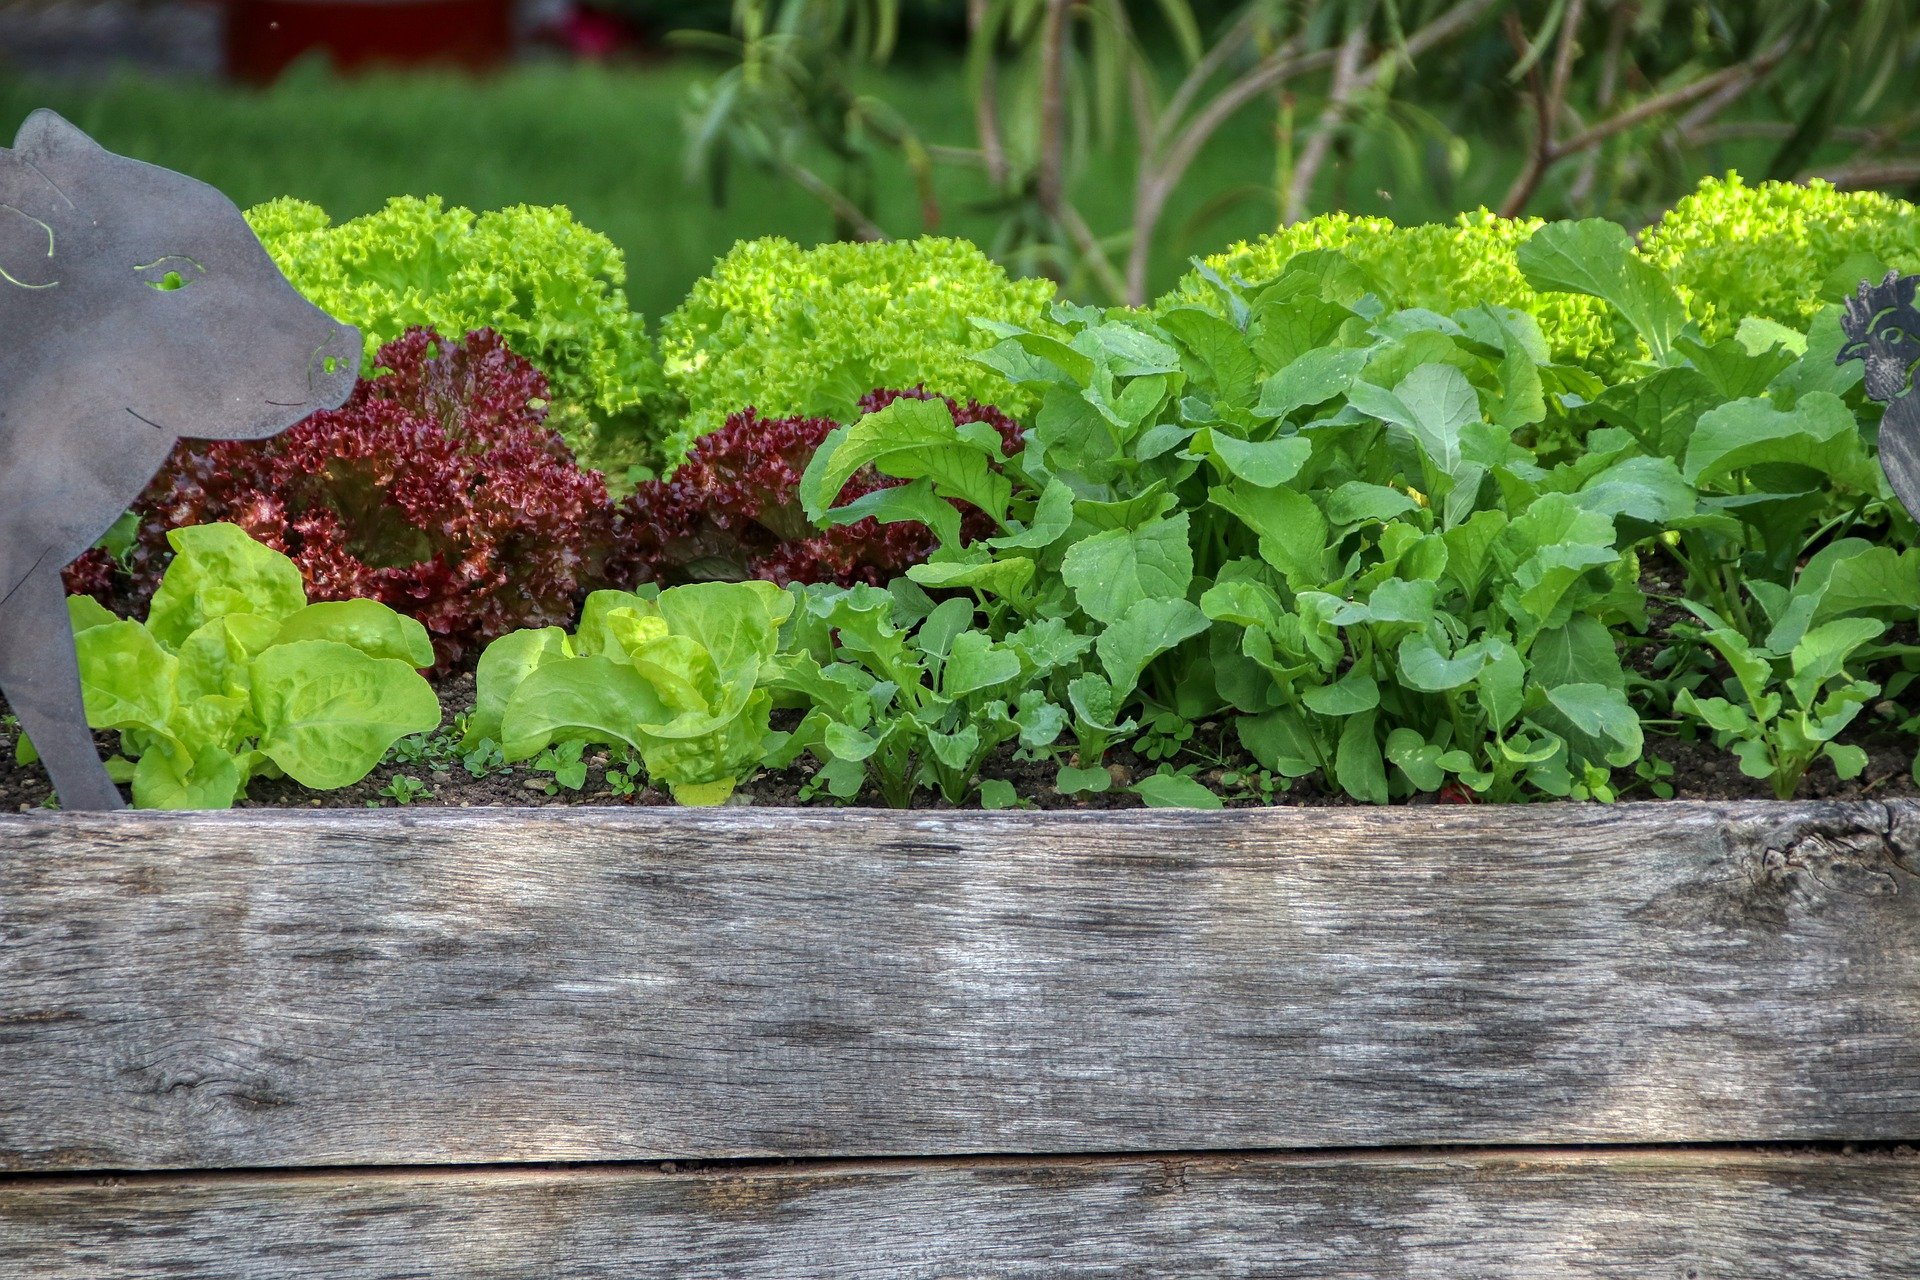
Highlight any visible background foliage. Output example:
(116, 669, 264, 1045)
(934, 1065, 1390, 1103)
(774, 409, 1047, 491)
(6, 0, 1915, 318)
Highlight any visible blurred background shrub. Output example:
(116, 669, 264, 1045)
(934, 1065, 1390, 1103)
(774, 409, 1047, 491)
(4, 0, 1914, 317)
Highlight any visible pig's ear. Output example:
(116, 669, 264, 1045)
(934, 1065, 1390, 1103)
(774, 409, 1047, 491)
(11, 110, 105, 164)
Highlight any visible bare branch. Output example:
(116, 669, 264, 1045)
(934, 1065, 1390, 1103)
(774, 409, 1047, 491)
(1557, 39, 1789, 154)
(775, 155, 889, 241)
(1816, 159, 1920, 189)
(1156, 9, 1260, 154)
(1544, 0, 1587, 142)
(1036, 0, 1074, 222)
(1673, 62, 1767, 137)
(1282, 24, 1368, 225)
(1571, 0, 1634, 202)
(1499, 35, 1792, 216)
(1164, 42, 1334, 181)
(1059, 201, 1129, 303)
(967, 0, 1009, 188)
(1500, 10, 1555, 222)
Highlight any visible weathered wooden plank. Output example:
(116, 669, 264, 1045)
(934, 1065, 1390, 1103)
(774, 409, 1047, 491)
(2, 1149, 1916, 1278)
(2, 802, 1919, 1171)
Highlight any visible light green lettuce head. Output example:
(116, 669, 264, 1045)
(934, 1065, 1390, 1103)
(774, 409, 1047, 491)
(66, 524, 440, 809)
(472, 580, 798, 806)
(1640, 172, 1920, 346)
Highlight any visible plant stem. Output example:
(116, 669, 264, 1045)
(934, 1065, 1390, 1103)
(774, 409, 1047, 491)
(1281, 23, 1369, 225)
(1498, 32, 1792, 216)
(966, 0, 1010, 188)
(1036, 0, 1074, 227)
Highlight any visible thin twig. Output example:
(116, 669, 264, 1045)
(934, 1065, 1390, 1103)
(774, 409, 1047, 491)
(1498, 35, 1791, 215)
(1683, 121, 1892, 147)
(1036, 0, 1074, 223)
(1558, 40, 1790, 154)
(1059, 201, 1129, 302)
(1501, 9, 1554, 223)
(1673, 64, 1765, 137)
(967, 0, 1009, 188)
(1543, 0, 1586, 142)
(777, 155, 889, 241)
(1570, 0, 1633, 202)
(1156, 8, 1259, 154)
(1816, 159, 1920, 189)
(1122, 44, 1329, 303)
(1281, 23, 1368, 224)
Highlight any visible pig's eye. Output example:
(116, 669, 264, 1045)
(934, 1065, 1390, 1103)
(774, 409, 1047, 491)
(133, 256, 205, 293)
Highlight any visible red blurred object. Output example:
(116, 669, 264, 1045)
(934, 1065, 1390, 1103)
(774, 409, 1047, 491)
(552, 4, 628, 59)
(224, 0, 514, 82)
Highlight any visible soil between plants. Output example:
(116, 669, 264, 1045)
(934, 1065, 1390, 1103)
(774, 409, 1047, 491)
(1, 666, 1915, 813)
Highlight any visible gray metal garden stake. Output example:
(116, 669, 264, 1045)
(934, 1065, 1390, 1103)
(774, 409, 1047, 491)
(0, 110, 360, 810)
(1840, 271, 1920, 522)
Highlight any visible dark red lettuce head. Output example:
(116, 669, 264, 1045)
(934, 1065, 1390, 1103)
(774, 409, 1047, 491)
(66, 327, 616, 671)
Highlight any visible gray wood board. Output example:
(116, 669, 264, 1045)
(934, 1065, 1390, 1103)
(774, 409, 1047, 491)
(3, 1149, 1917, 1278)
(3, 802, 1919, 1172)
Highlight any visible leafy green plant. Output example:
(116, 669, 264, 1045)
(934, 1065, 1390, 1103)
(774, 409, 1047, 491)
(468, 581, 797, 805)
(1641, 175, 1920, 348)
(59, 524, 442, 809)
(1164, 210, 1620, 376)
(530, 740, 591, 795)
(771, 583, 1079, 807)
(792, 276, 1647, 803)
(376, 774, 432, 806)
(1517, 214, 1916, 795)
(247, 195, 669, 476)
(1132, 767, 1224, 810)
(1135, 709, 1195, 762)
(658, 235, 1055, 460)
(603, 744, 645, 799)
(460, 738, 511, 780)
(1675, 602, 1883, 800)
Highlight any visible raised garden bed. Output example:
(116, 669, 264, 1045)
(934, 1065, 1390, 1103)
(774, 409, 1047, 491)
(3, 801, 1917, 1274)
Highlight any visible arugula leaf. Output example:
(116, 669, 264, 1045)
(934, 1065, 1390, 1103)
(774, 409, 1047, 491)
(1096, 597, 1209, 697)
(1682, 391, 1879, 493)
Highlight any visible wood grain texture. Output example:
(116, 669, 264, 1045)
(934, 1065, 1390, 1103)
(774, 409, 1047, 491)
(3, 1149, 1917, 1278)
(3, 801, 1920, 1172)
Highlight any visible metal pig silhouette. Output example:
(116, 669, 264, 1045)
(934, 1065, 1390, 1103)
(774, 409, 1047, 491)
(1840, 271, 1920, 522)
(0, 110, 361, 810)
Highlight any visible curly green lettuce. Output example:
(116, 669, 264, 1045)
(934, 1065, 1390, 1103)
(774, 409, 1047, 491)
(657, 235, 1056, 465)
(246, 195, 669, 477)
(1640, 172, 1920, 346)
(1163, 209, 1620, 374)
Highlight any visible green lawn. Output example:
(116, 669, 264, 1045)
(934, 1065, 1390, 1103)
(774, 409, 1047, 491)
(0, 60, 1783, 318)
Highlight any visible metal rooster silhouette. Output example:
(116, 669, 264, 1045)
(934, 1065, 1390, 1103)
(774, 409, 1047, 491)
(1839, 270, 1920, 522)
(0, 110, 361, 810)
